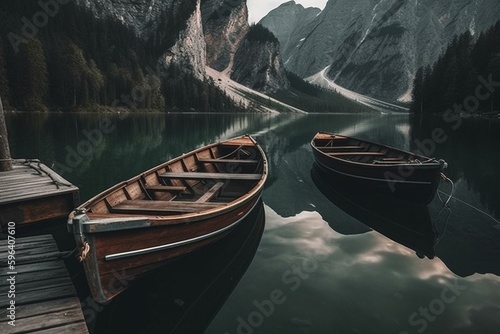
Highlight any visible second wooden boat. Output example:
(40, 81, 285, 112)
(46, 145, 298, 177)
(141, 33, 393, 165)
(68, 135, 267, 303)
(311, 132, 447, 204)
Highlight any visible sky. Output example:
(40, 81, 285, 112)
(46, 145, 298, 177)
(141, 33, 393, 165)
(247, 0, 328, 23)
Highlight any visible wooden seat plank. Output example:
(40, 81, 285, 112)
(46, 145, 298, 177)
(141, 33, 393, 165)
(145, 185, 187, 192)
(111, 200, 223, 214)
(159, 172, 261, 181)
(196, 182, 224, 203)
(320, 146, 365, 152)
(198, 158, 259, 164)
(328, 152, 386, 157)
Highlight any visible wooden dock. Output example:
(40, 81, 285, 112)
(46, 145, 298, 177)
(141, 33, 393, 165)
(0, 159, 79, 229)
(0, 234, 88, 334)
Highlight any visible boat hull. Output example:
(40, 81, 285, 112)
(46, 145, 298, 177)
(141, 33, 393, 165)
(311, 132, 445, 204)
(76, 195, 261, 303)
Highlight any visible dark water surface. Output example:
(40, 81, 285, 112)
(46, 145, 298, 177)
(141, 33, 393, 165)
(6, 112, 500, 333)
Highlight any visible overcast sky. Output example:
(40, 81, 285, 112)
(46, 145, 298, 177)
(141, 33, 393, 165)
(247, 0, 328, 23)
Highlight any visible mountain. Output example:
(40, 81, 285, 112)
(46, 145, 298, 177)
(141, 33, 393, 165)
(0, 0, 244, 112)
(79, 0, 289, 94)
(78, 0, 206, 79)
(258, 1, 320, 61)
(201, 0, 289, 93)
(260, 0, 500, 101)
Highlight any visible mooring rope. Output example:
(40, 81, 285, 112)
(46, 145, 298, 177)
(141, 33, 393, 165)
(78, 242, 90, 262)
(22, 159, 73, 188)
(436, 189, 500, 225)
(433, 173, 500, 246)
(438, 173, 454, 207)
(433, 206, 452, 246)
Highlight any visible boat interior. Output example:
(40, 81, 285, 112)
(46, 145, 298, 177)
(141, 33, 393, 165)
(84, 138, 264, 217)
(313, 133, 426, 165)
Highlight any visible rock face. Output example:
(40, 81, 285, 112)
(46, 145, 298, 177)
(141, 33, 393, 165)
(164, 0, 206, 79)
(202, 0, 289, 93)
(201, 0, 249, 73)
(231, 35, 290, 93)
(260, 0, 500, 101)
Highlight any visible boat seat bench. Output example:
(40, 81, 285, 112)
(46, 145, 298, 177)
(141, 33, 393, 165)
(111, 200, 223, 214)
(145, 185, 187, 192)
(328, 152, 386, 156)
(196, 182, 224, 203)
(320, 146, 365, 152)
(197, 158, 259, 164)
(159, 172, 261, 181)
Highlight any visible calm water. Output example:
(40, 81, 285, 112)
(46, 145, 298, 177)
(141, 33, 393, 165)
(6, 112, 500, 333)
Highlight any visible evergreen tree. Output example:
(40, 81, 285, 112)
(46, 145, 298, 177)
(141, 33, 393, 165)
(63, 42, 87, 107)
(411, 67, 424, 113)
(410, 21, 500, 115)
(17, 37, 49, 111)
(0, 36, 10, 108)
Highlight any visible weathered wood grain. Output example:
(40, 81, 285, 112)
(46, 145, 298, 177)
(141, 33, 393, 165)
(0, 235, 88, 333)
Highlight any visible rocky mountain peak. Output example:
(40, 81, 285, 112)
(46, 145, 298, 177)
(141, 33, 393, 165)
(202, 0, 290, 93)
(261, 0, 500, 101)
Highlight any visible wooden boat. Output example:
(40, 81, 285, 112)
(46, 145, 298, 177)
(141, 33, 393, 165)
(68, 135, 267, 303)
(311, 132, 447, 204)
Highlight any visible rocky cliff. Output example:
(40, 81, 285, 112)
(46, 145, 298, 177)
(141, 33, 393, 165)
(201, 0, 289, 93)
(201, 0, 248, 73)
(261, 0, 500, 101)
(231, 27, 290, 93)
(164, 1, 206, 79)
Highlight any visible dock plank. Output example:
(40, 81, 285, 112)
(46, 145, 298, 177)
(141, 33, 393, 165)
(0, 235, 88, 333)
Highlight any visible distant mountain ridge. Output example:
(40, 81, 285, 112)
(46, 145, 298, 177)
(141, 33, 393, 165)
(260, 0, 500, 101)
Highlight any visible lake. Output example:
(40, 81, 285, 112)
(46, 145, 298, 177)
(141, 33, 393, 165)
(6, 112, 500, 334)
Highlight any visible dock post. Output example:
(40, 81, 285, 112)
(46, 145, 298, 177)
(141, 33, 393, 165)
(0, 95, 12, 171)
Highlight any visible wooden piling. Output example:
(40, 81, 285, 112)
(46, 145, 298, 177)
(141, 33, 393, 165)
(0, 96, 12, 172)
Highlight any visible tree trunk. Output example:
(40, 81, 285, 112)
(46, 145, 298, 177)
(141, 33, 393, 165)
(0, 95, 13, 171)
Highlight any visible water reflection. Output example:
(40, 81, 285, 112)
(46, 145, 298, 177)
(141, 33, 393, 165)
(6, 113, 274, 201)
(89, 200, 265, 334)
(410, 115, 500, 218)
(311, 163, 437, 260)
(5, 112, 500, 333)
